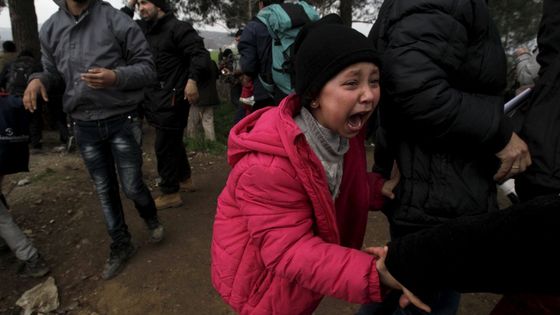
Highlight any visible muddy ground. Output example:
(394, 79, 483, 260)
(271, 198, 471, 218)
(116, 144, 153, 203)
(0, 125, 500, 315)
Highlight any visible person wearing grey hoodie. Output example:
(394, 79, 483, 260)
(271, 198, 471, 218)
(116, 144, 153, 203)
(23, 0, 163, 280)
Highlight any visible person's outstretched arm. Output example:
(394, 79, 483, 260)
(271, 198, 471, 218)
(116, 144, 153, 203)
(380, 194, 560, 297)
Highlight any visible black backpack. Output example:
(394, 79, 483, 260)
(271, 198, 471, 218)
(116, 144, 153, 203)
(7, 56, 36, 96)
(0, 94, 29, 143)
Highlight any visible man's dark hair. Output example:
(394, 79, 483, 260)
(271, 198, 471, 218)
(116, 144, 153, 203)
(2, 40, 16, 53)
(261, 0, 284, 7)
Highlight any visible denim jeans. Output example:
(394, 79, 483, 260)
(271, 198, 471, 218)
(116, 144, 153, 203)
(356, 286, 460, 315)
(74, 112, 157, 250)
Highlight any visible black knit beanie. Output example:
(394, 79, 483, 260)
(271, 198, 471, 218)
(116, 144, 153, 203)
(148, 0, 170, 12)
(293, 14, 380, 102)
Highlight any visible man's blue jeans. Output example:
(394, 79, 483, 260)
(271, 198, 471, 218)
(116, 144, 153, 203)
(74, 112, 157, 250)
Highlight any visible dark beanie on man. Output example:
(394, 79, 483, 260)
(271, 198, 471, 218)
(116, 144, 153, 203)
(148, 0, 170, 12)
(293, 14, 380, 100)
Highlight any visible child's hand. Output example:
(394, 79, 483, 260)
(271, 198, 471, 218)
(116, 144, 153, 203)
(364, 246, 431, 313)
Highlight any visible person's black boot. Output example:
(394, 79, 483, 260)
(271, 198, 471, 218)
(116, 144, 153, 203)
(146, 217, 164, 243)
(19, 252, 50, 278)
(101, 243, 137, 280)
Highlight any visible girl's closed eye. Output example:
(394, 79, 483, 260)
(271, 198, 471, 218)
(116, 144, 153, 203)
(343, 79, 359, 88)
(369, 78, 380, 87)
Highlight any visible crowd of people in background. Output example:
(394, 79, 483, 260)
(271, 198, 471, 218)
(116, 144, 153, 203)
(1, 0, 560, 314)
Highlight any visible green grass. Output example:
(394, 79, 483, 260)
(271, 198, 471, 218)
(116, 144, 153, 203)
(214, 100, 236, 142)
(210, 50, 220, 63)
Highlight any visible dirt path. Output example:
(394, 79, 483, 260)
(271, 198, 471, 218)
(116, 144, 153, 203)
(0, 126, 499, 315)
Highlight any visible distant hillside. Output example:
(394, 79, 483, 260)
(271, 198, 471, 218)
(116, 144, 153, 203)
(199, 30, 234, 50)
(0, 27, 232, 51)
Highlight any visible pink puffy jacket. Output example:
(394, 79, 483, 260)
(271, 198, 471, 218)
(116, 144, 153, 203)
(211, 95, 386, 315)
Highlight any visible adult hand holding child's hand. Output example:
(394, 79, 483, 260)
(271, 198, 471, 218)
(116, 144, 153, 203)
(364, 246, 432, 313)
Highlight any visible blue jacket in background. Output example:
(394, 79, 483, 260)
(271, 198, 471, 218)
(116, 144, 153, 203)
(238, 17, 273, 103)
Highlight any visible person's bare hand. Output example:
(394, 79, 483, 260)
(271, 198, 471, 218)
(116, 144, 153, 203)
(494, 132, 532, 182)
(382, 162, 400, 200)
(23, 79, 48, 113)
(364, 246, 432, 313)
(185, 79, 199, 105)
(127, 0, 138, 8)
(80, 68, 117, 89)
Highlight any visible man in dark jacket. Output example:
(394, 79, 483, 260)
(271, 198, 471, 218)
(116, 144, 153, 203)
(237, 0, 279, 110)
(23, 0, 163, 280)
(123, 0, 212, 209)
(491, 0, 560, 314)
(365, 0, 532, 314)
(516, 0, 560, 201)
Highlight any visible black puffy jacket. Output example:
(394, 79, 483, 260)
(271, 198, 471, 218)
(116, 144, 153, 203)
(122, 8, 212, 129)
(516, 0, 560, 200)
(369, 0, 512, 235)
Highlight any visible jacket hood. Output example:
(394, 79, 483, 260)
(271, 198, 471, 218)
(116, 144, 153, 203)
(227, 94, 304, 167)
(227, 94, 343, 245)
(54, 0, 97, 11)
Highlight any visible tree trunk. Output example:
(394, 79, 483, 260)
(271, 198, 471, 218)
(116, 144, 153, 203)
(8, 0, 40, 60)
(248, 0, 253, 19)
(339, 0, 353, 27)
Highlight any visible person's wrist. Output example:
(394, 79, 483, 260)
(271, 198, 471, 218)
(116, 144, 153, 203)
(111, 69, 118, 86)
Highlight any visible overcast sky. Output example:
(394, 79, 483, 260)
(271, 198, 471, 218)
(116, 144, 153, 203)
(0, 0, 371, 34)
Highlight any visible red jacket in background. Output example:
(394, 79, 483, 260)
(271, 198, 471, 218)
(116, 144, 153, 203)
(211, 94, 386, 314)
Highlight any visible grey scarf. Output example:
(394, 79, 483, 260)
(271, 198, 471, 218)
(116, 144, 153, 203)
(295, 107, 349, 198)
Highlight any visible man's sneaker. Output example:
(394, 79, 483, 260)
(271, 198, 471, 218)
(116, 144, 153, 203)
(19, 253, 50, 278)
(102, 243, 137, 280)
(179, 178, 196, 192)
(154, 192, 183, 210)
(146, 218, 164, 243)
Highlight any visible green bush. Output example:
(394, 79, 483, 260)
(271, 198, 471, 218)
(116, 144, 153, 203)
(209, 49, 220, 62)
